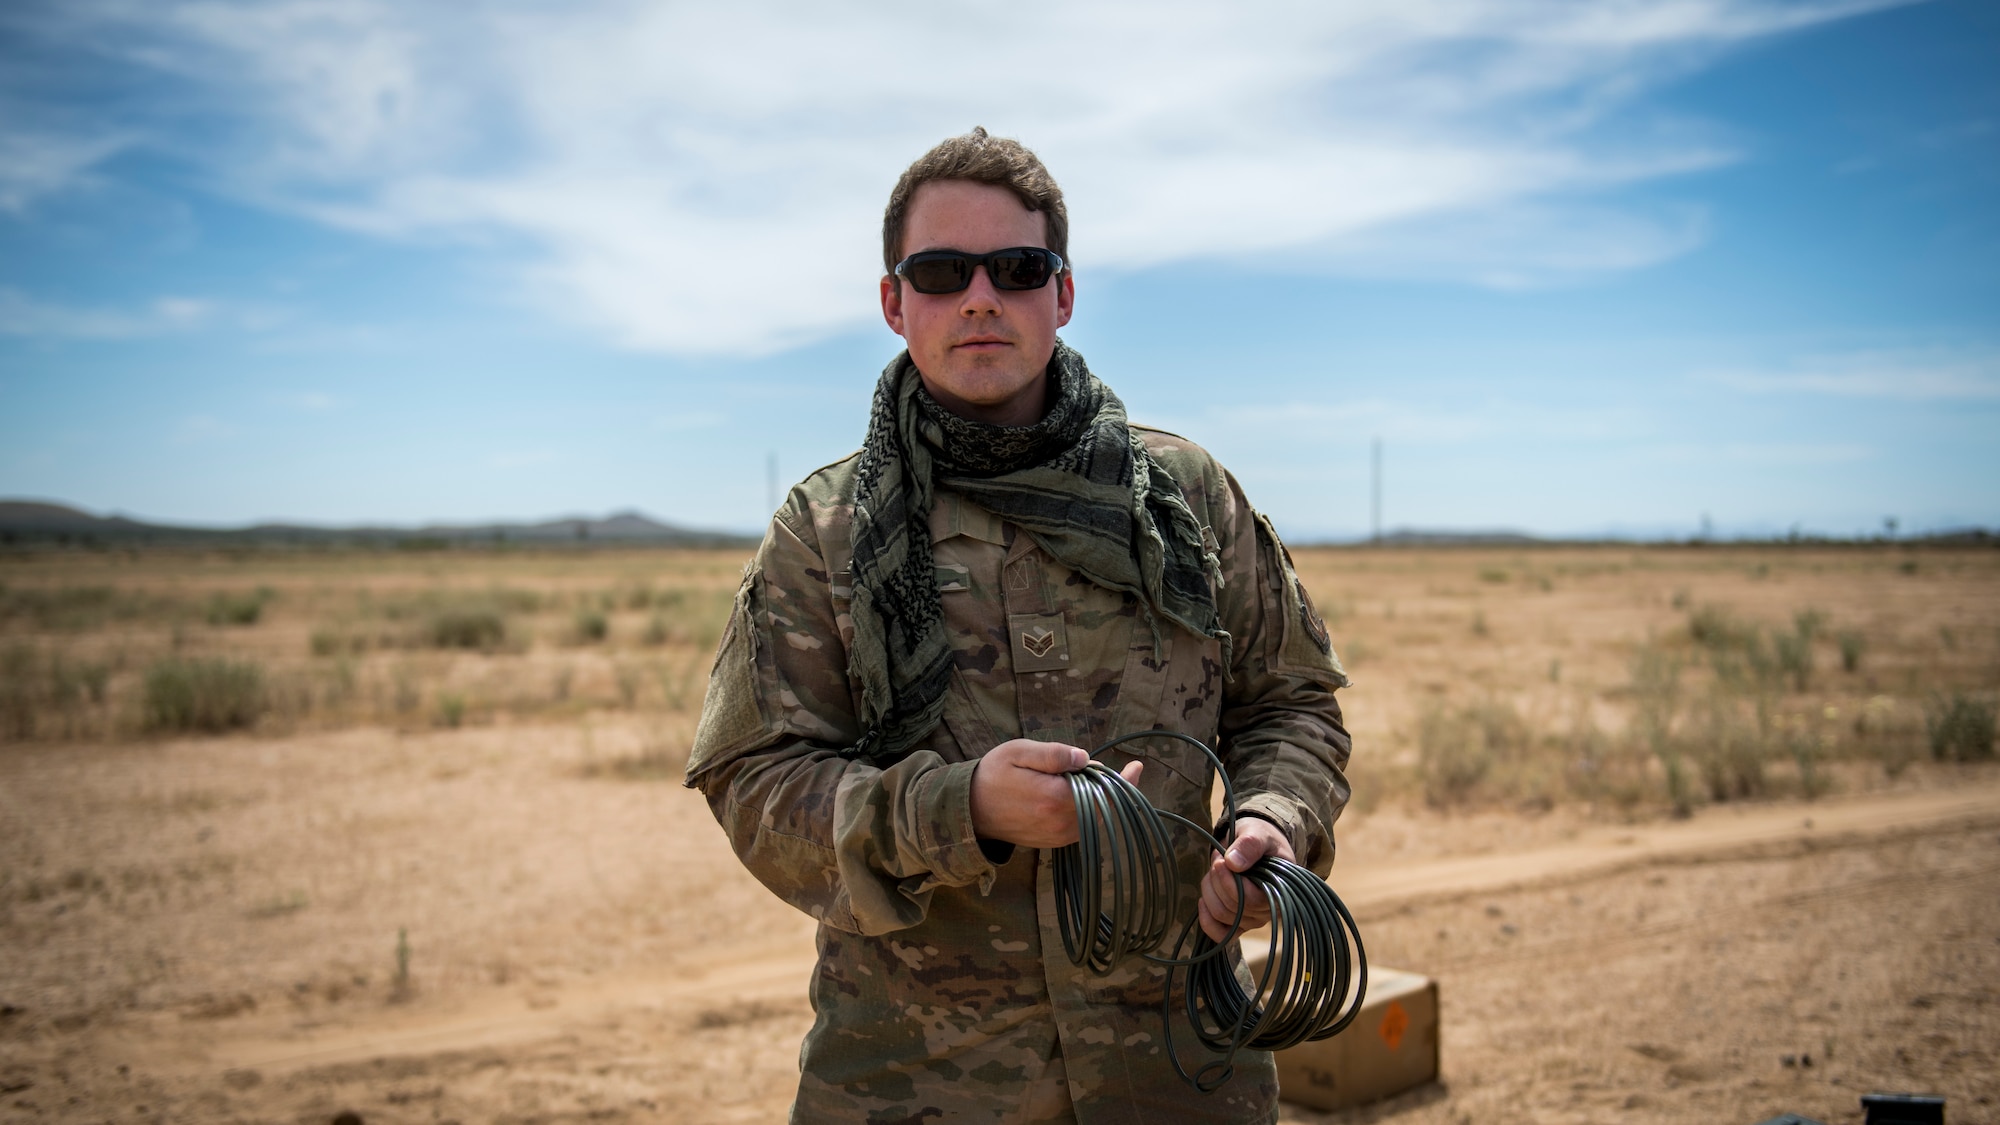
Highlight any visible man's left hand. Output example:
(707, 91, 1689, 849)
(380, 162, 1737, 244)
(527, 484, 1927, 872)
(1197, 817, 1295, 942)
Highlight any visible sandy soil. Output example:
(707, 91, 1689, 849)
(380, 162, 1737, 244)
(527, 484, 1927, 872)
(3, 714, 1995, 1125)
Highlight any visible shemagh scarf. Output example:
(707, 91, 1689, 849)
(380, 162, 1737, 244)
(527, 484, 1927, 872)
(844, 340, 1221, 765)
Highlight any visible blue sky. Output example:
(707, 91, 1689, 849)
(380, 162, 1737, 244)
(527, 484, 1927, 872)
(1, 0, 1994, 540)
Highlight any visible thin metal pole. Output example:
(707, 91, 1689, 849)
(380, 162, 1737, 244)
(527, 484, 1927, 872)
(767, 451, 779, 516)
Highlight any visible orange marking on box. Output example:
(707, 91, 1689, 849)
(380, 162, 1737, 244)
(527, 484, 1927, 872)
(1378, 1000, 1409, 1051)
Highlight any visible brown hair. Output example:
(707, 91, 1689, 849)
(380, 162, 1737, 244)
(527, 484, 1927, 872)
(881, 126, 1069, 279)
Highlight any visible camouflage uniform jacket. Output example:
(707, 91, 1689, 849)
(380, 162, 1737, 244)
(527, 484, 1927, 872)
(686, 426, 1352, 1125)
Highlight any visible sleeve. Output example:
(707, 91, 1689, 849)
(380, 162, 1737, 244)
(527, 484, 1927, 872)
(1207, 469, 1353, 877)
(683, 498, 1004, 936)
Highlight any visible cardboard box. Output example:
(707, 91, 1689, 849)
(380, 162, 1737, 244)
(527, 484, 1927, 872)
(1241, 943, 1440, 1112)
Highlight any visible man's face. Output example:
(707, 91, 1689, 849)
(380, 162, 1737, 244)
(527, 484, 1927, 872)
(881, 179, 1074, 427)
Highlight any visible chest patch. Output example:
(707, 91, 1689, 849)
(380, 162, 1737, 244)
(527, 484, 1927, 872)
(1008, 611, 1070, 673)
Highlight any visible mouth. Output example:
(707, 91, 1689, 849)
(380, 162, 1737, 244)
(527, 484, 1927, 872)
(952, 335, 1013, 352)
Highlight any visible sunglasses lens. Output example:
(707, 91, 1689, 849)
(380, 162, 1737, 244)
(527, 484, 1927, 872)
(904, 255, 972, 294)
(990, 249, 1054, 290)
(898, 248, 1061, 293)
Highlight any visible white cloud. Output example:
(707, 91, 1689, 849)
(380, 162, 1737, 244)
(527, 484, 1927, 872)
(9, 0, 1914, 353)
(0, 288, 217, 338)
(0, 127, 128, 213)
(1705, 349, 2000, 400)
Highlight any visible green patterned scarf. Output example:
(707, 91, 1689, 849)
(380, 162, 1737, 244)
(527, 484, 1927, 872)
(845, 340, 1220, 765)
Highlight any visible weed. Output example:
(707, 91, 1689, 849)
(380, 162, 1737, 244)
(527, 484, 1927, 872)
(615, 661, 642, 708)
(1926, 693, 1996, 762)
(1688, 604, 1757, 652)
(1548, 659, 1561, 683)
(435, 692, 466, 729)
(0, 643, 38, 739)
(1793, 608, 1827, 640)
(1479, 568, 1509, 584)
(1418, 704, 1492, 807)
(143, 658, 266, 734)
(429, 609, 506, 650)
(1837, 629, 1866, 673)
(642, 613, 669, 646)
(573, 609, 609, 644)
(1773, 629, 1813, 692)
(391, 665, 421, 716)
(1471, 610, 1489, 637)
(206, 588, 271, 626)
(247, 890, 309, 919)
(1670, 588, 1690, 610)
(393, 927, 413, 1001)
(1417, 701, 1542, 808)
(1690, 693, 1767, 802)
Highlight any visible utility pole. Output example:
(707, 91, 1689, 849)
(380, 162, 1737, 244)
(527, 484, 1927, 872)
(1370, 436, 1382, 545)
(767, 451, 779, 516)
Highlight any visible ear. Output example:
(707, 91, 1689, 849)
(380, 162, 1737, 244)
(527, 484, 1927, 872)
(880, 275, 908, 338)
(1054, 272, 1075, 330)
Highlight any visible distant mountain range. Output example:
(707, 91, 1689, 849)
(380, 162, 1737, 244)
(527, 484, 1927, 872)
(0, 500, 757, 549)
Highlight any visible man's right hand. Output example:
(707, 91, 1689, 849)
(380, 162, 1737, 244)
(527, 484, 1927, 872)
(969, 739, 1142, 848)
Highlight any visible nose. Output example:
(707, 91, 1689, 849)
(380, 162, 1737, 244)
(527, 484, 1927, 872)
(956, 263, 1003, 317)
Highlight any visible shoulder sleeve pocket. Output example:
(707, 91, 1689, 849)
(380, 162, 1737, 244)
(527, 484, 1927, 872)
(684, 567, 778, 785)
(1253, 511, 1350, 689)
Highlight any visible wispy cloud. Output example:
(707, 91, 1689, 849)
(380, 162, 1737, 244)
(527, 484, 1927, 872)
(0, 127, 128, 214)
(0, 288, 217, 338)
(1705, 348, 2000, 400)
(6, 0, 1914, 353)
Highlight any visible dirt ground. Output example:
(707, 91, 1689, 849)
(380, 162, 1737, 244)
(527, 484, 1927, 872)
(2, 544, 1996, 1124)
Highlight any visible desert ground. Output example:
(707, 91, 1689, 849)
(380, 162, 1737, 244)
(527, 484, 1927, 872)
(2, 543, 1996, 1124)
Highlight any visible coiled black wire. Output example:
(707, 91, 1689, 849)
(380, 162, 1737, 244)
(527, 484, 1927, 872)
(1049, 730, 1367, 1094)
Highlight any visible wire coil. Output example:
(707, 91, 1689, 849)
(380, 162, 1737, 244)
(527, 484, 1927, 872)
(1049, 730, 1367, 1093)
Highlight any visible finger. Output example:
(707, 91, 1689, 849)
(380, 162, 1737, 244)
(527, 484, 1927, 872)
(1200, 865, 1237, 920)
(1012, 741, 1088, 775)
(1118, 760, 1144, 785)
(1224, 831, 1269, 872)
(1198, 898, 1231, 943)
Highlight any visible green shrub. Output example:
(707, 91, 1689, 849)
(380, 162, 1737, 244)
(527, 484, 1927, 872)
(1927, 693, 1996, 762)
(573, 610, 609, 644)
(143, 658, 266, 733)
(206, 588, 271, 626)
(429, 610, 506, 650)
(435, 692, 466, 729)
(1688, 604, 1756, 652)
(641, 613, 669, 646)
(1837, 630, 1866, 673)
(1773, 629, 1813, 692)
(1, 643, 37, 739)
(1417, 701, 1532, 808)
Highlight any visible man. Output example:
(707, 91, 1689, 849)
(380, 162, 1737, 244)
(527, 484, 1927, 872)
(686, 127, 1351, 1124)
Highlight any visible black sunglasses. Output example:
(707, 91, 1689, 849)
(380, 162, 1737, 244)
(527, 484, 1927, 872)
(893, 246, 1066, 295)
